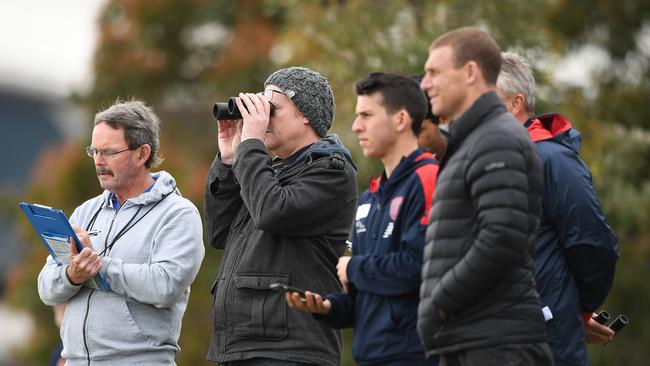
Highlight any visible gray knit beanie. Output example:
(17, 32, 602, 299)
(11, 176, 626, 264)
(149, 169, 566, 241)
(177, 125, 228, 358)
(264, 66, 335, 137)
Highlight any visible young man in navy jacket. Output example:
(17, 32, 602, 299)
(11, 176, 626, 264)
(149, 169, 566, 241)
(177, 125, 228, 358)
(286, 72, 439, 365)
(497, 51, 619, 366)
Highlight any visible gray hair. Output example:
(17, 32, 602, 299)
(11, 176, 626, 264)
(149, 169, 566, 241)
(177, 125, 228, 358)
(497, 51, 536, 114)
(94, 100, 163, 169)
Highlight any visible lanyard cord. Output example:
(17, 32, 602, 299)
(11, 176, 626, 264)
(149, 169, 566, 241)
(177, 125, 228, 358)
(98, 205, 143, 257)
(85, 202, 104, 231)
(87, 186, 176, 257)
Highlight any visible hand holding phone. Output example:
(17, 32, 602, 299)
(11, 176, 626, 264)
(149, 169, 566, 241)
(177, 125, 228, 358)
(269, 283, 308, 299)
(271, 283, 331, 315)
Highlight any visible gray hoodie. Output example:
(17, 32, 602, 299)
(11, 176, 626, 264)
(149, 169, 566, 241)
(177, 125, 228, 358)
(38, 171, 205, 365)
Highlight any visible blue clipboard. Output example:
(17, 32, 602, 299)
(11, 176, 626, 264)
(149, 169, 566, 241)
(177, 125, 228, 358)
(19, 202, 110, 291)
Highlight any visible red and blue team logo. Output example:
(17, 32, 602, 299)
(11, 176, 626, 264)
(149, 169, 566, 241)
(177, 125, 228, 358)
(389, 196, 404, 221)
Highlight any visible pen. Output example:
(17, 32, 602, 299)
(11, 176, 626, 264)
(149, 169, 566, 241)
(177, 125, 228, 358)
(88, 230, 101, 236)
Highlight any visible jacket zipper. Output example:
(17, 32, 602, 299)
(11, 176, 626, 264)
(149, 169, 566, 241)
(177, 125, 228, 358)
(82, 289, 94, 366)
(82, 208, 118, 365)
(104, 204, 121, 256)
(217, 158, 333, 356)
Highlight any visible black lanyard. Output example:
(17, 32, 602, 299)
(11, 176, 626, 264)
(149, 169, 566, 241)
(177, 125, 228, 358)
(86, 187, 176, 256)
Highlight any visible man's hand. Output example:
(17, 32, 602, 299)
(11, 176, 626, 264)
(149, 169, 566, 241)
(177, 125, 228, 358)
(285, 291, 331, 315)
(336, 256, 351, 293)
(237, 92, 272, 142)
(66, 225, 101, 286)
(217, 119, 243, 165)
(584, 316, 615, 344)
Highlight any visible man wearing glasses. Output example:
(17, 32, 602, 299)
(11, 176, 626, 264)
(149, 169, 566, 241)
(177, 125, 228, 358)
(38, 100, 205, 365)
(204, 66, 358, 366)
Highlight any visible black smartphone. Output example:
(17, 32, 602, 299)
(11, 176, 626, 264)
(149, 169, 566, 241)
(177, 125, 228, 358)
(269, 283, 309, 298)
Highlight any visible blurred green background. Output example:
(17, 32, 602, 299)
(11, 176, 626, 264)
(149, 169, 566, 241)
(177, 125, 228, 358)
(1, 0, 649, 364)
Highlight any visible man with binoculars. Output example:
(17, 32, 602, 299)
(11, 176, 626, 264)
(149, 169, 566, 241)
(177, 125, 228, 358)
(204, 66, 358, 366)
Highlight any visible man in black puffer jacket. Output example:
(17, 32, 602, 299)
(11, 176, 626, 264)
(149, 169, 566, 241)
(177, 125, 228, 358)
(417, 27, 554, 365)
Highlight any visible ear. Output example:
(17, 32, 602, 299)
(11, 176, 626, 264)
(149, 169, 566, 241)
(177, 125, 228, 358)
(299, 115, 321, 138)
(300, 115, 311, 126)
(465, 61, 480, 85)
(394, 109, 411, 133)
(138, 144, 152, 166)
(511, 93, 526, 116)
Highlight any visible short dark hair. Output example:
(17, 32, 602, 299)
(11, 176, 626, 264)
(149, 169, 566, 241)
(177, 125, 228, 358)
(356, 72, 427, 135)
(430, 27, 502, 85)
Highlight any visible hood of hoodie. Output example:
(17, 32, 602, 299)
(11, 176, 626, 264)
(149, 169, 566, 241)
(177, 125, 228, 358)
(294, 134, 357, 170)
(526, 113, 581, 154)
(100, 170, 181, 208)
(369, 148, 437, 197)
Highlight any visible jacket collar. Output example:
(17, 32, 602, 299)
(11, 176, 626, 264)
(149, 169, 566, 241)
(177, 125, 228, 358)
(525, 113, 572, 143)
(369, 148, 435, 195)
(102, 171, 179, 209)
(272, 134, 357, 174)
(442, 91, 506, 169)
(525, 113, 581, 153)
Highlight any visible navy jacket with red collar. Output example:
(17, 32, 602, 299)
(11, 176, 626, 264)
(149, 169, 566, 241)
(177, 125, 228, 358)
(527, 113, 618, 366)
(318, 148, 439, 366)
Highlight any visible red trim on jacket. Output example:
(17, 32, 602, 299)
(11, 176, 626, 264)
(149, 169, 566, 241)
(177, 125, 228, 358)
(527, 113, 573, 142)
(414, 151, 435, 162)
(369, 176, 381, 193)
(415, 163, 439, 225)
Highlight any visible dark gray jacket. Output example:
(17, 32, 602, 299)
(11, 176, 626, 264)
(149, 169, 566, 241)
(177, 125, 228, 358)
(418, 92, 548, 356)
(205, 135, 357, 366)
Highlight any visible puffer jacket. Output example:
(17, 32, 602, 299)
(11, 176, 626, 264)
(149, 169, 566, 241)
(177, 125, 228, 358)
(418, 92, 548, 356)
(204, 135, 358, 366)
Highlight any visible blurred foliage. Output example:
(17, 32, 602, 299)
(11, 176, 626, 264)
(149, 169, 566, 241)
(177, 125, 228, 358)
(5, 0, 650, 364)
(4, 143, 100, 362)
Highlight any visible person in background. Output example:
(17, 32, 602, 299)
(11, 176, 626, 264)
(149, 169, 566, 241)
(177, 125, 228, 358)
(204, 66, 358, 366)
(497, 50, 619, 366)
(418, 115, 449, 161)
(48, 304, 65, 366)
(38, 100, 204, 365)
(413, 75, 448, 161)
(417, 27, 553, 366)
(286, 72, 439, 366)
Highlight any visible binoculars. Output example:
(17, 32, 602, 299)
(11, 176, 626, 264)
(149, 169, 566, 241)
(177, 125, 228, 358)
(213, 97, 276, 120)
(593, 310, 629, 333)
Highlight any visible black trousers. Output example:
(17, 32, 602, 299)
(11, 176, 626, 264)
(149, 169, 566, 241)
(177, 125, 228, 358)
(440, 342, 554, 366)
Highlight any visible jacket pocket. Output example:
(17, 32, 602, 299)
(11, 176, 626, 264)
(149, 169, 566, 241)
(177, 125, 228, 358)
(87, 292, 152, 358)
(232, 274, 290, 340)
(60, 292, 88, 359)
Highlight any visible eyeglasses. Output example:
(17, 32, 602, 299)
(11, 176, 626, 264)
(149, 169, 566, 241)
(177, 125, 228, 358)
(85, 146, 134, 160)
(262, 89, 291, 104)
(262, 89, 287, 101)
(262, 89, 288, 116)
